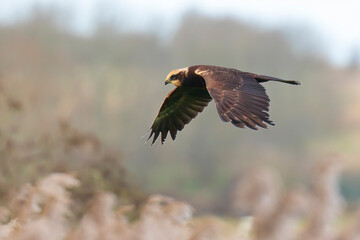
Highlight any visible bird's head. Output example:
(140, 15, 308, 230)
(165, 68, 187, 87)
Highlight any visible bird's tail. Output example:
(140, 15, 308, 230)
(255, 75, 301, 85)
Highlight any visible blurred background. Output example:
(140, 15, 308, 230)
(1, 0, 360, 216)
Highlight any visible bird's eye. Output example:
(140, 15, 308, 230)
(170, 75, 176, 80)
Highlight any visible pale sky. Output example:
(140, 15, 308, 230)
(1, 0, 360, 66)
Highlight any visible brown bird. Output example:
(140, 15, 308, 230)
(148, 65, 300, 145)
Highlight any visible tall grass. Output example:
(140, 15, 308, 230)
(1, 157, 360, 240)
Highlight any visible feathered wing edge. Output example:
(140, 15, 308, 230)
(195, 66, 276, 130)
(148, 87, 212, 145)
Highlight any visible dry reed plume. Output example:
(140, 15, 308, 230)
(1, 157, 359, 240)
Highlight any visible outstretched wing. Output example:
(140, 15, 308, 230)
(195, 66, 274, 130)
(148, 86, 212, 145)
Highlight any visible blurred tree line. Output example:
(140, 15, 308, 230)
(1, 7, 360, 214)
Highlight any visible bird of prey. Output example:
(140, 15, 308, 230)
(148, 65, 300, 145)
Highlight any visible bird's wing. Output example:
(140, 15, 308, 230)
(195, 66, 274, 130)
(148, 86, 212, 145)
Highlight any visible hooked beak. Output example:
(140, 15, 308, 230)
(164, 78, 181, 86)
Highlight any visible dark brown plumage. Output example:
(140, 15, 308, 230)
(148, 65, 300, 145)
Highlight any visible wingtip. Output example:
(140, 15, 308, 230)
(147, 130, 153, 142)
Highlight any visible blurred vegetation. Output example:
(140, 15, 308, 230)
(0, 86, 144, 214)
(1, 158, 360, 240)
(0, 7, 360, 215)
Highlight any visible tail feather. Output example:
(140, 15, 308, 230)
(255, 75, 301, 85)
